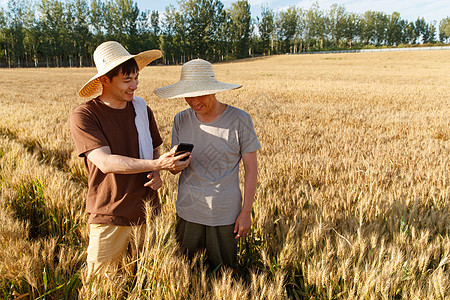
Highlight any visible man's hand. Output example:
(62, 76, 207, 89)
(144, 171, 162, 190)
(234, 210, 252, 239)
(158, 146, 191, 173)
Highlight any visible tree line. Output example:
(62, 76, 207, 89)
(1, 0, 449, 67)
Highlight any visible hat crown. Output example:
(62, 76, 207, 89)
(93, 41, 132, 73)
(180, 59, 217, 82)
(79, 41, 162, 97)
(153, 58, 241, 99)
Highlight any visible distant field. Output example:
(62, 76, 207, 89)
(0, 51, 449, 299)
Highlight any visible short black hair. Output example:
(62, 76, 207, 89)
(104, 58, 139, 80)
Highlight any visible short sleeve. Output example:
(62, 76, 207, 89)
(69, 106, 108, 157)
(147, 106, 163, 149)
(238, 111, 261, 154)
(171, 113, 180, 148)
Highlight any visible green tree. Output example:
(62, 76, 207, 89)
(257, 5, 274, 55)
(228, 0, 251, 58)
(103, 0, 140, 52)
(120, 0, 140, 52)
(0, 9, 7, 64)
(5, 0, 29, 67)
(24, 15, 40, 67)
(160, 4, 186, 64)
(305, 2, 325, 50)
(360, 11, 376, 45)
(103, 1, 119, 41)
(327, 3, 347, 47)
(19, 0, 38, 67)
(149, 10, 160, 49)
(423, 21, 437, 43)
(439, 17, 450, 43)
(90, 0, 104, 49)
(386, 12, 402, 46)
(373, 11, 388, 45)
(160, 6, 175, 64)
(210, 2, 229, 61)
(277, 6, 301, 53)
(400, 20, 415, 44)
(0, 7, 10, 66)
(343, 12, 359, 47)
(136, 9, 161, 54)
(179, 0, 224, 60)
(1, 0, 446, 67)
(360, 11, 388, 46)
(414, 17, 427, 43)
(37, 0, 67, 67)
(66, 0, 90, 67)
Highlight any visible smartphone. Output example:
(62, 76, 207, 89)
(175, 143, 194, 161)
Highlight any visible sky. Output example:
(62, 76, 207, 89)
(0, 0, 448, 24)
(143, 0, 449, 24)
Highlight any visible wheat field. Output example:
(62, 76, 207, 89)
(0, 50, 449, 299)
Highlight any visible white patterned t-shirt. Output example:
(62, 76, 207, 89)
(171, 105, 261, 226)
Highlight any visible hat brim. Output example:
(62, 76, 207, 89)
(154, 81, 241, 99)
(78, 49, 162, 97)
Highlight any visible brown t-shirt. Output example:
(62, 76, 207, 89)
(69, 98, 163, 225)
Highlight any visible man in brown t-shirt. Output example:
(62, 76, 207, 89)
(70, 41, 190, 280)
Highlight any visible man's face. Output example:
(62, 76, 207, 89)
(185, 94, 217, 116)
(105, 70, 139, 103)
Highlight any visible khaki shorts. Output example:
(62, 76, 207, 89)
(86, 224, 145, 279)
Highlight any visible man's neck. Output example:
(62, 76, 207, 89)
(196, 102, 227, 123)
(98, 94, 128, 109)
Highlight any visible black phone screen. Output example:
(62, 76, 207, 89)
(175, 143, 194, 161)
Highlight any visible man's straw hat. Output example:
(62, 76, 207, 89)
(153, 59, 241, 99)
(78, 41, 162, 97)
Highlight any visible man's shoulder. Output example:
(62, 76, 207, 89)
(226, 105, 252, 121)
(70, 99, 105, 126)
(227, 105, 248, 115)
(174, 108, 192, 120)
(72, 99, 97, 114)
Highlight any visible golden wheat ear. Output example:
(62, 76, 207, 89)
(0, 50, 448, 298)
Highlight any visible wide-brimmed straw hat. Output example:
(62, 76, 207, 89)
(78, 41, 162, 97)
(153, 59, 241, 99)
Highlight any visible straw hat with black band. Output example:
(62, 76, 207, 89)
(153, 59, 241, 99)
(79, 41, 162, 98)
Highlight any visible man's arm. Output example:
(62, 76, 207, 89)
(145, 147, 162, 190)
(153, 147, 160, 160)
(86, 145, 189, 174)
(234, 151, 258, 239)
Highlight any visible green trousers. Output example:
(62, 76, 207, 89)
(175, 216, 238, 270)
